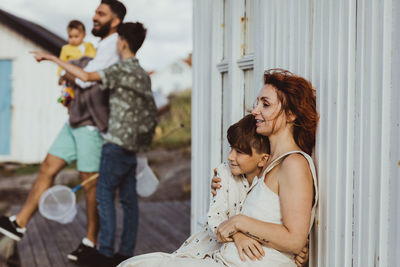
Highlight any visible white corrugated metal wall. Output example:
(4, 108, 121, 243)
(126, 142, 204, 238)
(0, 22, 68, 163)
(192, 0, 399, 266)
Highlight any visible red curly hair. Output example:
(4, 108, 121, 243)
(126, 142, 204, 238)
(263, 69, 319, 155)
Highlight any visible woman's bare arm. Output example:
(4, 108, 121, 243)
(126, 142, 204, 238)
(217, 154, 314, 254)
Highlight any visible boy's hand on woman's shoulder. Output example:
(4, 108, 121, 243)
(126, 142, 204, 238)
(211, 168, 222, 196)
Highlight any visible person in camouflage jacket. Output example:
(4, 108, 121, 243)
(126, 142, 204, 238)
(32, 22, 156, 266)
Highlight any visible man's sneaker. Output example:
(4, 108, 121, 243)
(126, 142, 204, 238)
(67, 238, 97, 262)
(112, 253, 131, 266)
(86, 250, 113, 267)
(0, 215, 25, 241)
(69, 248, 113, 267)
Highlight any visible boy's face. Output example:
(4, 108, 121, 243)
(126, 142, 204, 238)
(68, 28, 85, 46)
(228, 147, 266, 179)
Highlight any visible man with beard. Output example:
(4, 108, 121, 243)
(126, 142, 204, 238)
(0, 0, 126, 264)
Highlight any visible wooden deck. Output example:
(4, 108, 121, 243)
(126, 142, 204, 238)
(6, 200, 190, 267)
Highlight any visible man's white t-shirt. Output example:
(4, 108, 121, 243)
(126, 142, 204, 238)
(75, 32, 120, 88)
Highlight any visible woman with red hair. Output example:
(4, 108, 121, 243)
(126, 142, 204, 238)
(119, 69, 319, 267)
(213, 69, 319, 266)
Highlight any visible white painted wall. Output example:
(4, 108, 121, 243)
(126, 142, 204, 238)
(192, 0, 400, 266)
(0, 22, 68, 163)
(191, 0, 214, 231)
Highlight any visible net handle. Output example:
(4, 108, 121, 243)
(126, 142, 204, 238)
(72, 173, 99, 193)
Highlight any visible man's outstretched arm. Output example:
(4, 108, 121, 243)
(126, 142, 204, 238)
(31, 51, 101, 82)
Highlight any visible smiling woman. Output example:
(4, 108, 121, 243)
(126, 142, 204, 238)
(253, 69, 318, 155)
(118, 70, 318, 267)
(212, 69, 318, 266)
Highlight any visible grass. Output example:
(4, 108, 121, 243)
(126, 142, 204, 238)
(11, 164, 41, 176)
(152, 89, 191, 149)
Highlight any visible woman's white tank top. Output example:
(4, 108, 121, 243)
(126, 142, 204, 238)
(241, 150, 318, 234)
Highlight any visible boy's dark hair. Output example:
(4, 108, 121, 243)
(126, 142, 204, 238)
(67, 20, 85, 33)
(101, 0, 126, 22)
(227, 114, 270, 156)
(117, 22, 147, 54)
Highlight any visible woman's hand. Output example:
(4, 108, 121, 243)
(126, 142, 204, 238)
(232, 232, 265, 262)
(211, 168, 222, 196)
(216, 215, 243, 242)
(294, 239, 309, 266)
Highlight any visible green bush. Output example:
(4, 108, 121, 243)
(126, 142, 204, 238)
(152, 89, 191, 149)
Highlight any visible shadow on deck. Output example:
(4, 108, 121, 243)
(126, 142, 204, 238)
(4, 200, 190, 267)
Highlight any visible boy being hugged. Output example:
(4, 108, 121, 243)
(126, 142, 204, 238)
(32, 22, 157, 266)
(173, 114, 270, 260)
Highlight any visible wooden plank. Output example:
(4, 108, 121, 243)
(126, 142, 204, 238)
(25, 214, 53, 267)
(75, 203, 88, 233)
(67, 204, 87, 239)
(133, 201, 189, 255)
(18, 227, 36, 267)
(39, 214, 81, 266)
(114, 201, 123, 251)
(108, 200, 191, 255)
(63, 206, 86, 244)
(137, 202, 185, 252)
(10, 207, 37, 267)
(13, 199, 192, 266)
(161, 201, 190, 236)
(137, 216, 174, 252)
(146, 201, 190, 245)
(33, 213, 68, 267)
(148, 202, 186, 244)
(50, 218, 81, 266)
(0, 257, 7, 267)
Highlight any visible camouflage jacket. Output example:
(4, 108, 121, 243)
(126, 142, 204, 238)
(98, 57, 157, 152)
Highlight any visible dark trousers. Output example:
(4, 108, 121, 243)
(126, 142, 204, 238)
(97, 143, 138, 257)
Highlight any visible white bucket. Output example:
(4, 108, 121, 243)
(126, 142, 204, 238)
(38, 185, 77, 224)
(136, 157, 159, 197)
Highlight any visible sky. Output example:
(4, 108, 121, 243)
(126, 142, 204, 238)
(0, 0, 192, 72)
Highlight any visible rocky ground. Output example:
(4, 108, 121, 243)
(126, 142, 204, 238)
(0, 147, 191, 216)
